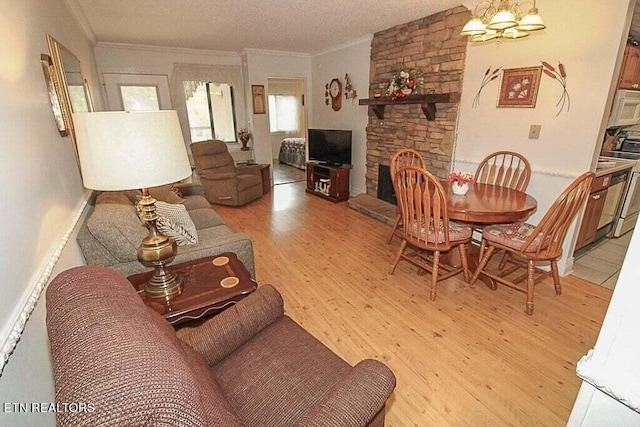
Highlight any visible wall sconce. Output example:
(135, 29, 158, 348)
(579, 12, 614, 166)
(461, 0, 545, 42)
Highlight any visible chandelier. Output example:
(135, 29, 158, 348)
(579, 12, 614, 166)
(460, 0, 546, 42)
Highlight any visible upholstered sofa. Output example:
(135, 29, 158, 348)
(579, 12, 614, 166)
(46, 265, 396, 426)
(76, 184, 256, 278)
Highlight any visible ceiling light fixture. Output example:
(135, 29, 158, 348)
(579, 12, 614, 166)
(461, 0, 546, 43)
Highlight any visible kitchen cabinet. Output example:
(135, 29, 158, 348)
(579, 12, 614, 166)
(576, 174, 613, 251)
(575, 167, 632, 251)
(576, 187, 608, 251)
(618, 44, 640, 90)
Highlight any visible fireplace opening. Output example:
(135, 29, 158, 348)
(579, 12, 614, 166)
(377, 164, 396, 205)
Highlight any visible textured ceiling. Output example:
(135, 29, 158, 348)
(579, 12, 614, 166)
(66, 0, 463, 54)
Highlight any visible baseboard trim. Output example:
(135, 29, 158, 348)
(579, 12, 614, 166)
(0, 194, 89, 375)
(558, 255, 574, 277)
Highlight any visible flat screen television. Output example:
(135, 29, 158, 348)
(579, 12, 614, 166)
(308, 129, 352, 166)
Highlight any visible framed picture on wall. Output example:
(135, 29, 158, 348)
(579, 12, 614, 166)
(40, 54, 68, 136)
(497, 66, 542, 108)
(251, 85, 266, 114)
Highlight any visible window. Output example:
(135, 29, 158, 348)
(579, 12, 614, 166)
(268, 94, 299, 133)
(184, 82, 237, 143)
(68, 85, 90, 112)
(119, 85, 160, 111)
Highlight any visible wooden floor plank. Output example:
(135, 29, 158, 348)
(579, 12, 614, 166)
(211, 182, 612, 426)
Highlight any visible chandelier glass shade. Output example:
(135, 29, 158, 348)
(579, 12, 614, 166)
(460, 0, 545, 42)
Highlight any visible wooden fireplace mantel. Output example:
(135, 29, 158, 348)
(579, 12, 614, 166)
(358, 93, 461, 121)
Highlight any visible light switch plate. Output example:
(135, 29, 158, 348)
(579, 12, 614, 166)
(529, 124, 541, 139)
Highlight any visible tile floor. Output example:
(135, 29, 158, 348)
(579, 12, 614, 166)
(572, 231, 633, 290)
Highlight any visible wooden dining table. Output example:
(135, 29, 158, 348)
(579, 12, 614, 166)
(441, 182, 538, 288)
(443, 182, 538, 224)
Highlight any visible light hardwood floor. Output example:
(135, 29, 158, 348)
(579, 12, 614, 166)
(272, 162, 306, 185)
(213, 181, 612, 426)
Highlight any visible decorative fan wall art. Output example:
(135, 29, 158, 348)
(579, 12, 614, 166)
(497, 66, 542, 108)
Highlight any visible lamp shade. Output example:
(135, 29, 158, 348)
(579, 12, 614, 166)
(460, 17, 487, 36)
(471, 29, 499, 42)
(73, 111, 192, 191)
(517, 8, 546, 31)
(487, 9, 517, 30)
(503, 27, 530, 39)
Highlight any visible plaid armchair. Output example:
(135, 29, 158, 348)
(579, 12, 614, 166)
(46, 266, 396, 426)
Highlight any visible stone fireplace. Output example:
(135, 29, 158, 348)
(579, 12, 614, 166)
(364, 6, 469, 202)
(377, 164, 396, 205)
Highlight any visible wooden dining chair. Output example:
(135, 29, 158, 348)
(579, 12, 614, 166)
(389, 166, 472, 301)
(474, 151, 532, 260)
(470, 172, 595, 315)
(474, 151, 531, 191)
(386, 149, 426, 243)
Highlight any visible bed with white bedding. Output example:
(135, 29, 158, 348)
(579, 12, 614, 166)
(278, 137, 306, 169)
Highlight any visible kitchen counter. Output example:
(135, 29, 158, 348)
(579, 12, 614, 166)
(595, 156, 636, 177)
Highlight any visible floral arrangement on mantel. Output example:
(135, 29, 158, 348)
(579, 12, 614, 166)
(238, 128, 251, 151)
(387, 69, 422, 100)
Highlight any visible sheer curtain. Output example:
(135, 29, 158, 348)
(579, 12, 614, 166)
(267, 79, 304, 137)
(268, 95, 299, 132)
(169, 64, 246, 161)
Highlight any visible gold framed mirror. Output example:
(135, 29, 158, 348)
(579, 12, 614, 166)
(45, 35, 93, 166)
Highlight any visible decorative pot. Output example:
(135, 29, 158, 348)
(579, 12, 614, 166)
(451, 182, 469, 195)
(240, 137, 250, 151)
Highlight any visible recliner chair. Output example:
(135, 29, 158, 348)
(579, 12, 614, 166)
(191, 140, 263, 206)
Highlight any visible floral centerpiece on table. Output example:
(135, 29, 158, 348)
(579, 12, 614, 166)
(387, 69, 422, 100)
(448, 172, 475, 185)
(238, 128, 251, 151)
(448, 172, 475, 195)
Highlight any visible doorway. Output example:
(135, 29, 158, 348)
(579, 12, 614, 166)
(570, 1, 640, 291)
(267, 77, 307, 185)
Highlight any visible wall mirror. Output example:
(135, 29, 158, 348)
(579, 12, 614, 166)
(45, 35, 93, 164)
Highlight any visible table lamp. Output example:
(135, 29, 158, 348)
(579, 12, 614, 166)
(72, 111, 192, 300)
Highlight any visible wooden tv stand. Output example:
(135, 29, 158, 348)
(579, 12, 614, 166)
(305, 162, 350, 202)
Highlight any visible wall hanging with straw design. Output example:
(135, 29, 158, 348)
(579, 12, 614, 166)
(541, 60, 570, 116)
(473, 66, 501, 108)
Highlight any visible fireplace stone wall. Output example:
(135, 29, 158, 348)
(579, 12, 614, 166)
(365, 6, 469, 199)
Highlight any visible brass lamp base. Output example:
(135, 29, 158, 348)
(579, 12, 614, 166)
(137, 189, 184, 301)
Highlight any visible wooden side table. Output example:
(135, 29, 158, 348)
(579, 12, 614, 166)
(260, 164, 271, 194)
(127, 252, 257, 326)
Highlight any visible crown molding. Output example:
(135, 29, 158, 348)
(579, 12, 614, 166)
(95, 42, 241, 57)
(242, 48, 311, 58)
(312, 35, 374, 57)
(63, 0, 97, 43)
